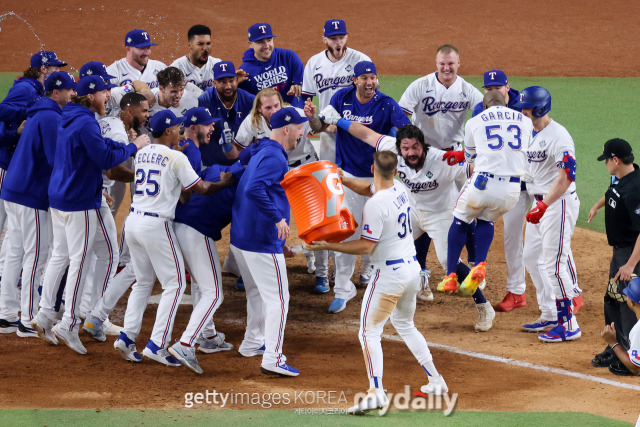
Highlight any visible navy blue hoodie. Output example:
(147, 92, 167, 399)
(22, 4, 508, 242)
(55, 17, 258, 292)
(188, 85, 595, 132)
(48, 102, 137, 211)
(1, 97, 60, 210)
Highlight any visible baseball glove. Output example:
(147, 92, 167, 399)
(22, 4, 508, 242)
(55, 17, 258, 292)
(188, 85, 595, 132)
(607, 274, 637, 302)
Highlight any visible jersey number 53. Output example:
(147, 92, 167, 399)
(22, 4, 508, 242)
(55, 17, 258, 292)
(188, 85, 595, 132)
(485, 125, 522, 150)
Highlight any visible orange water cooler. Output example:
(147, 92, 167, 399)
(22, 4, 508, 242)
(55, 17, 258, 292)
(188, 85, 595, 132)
(281, 161, 357, 244)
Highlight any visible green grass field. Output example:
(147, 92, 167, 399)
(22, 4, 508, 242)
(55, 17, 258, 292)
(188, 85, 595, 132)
(2, 73, 633, 232)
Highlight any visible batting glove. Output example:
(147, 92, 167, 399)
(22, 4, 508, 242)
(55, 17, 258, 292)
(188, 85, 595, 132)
(526, 200, 549, 224)
(442, 150, 465, 165)
(319, 105, 342, 125)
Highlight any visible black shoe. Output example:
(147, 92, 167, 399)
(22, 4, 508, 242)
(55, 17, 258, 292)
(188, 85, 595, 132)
(591, 347, 616, 367)
(608, 359, 634, 376)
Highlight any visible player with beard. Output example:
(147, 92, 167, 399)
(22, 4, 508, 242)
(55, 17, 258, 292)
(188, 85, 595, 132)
(316, 106, 498, 331)
(178, 107, 216, 173)
(197, 61, 255, 167)
(171, 25, 222, 92)
(108, 29, 167, 90)
(32, 76, 150, 353)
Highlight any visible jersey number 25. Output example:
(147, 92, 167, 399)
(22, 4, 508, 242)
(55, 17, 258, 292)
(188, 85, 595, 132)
(135, 169, 161, 197)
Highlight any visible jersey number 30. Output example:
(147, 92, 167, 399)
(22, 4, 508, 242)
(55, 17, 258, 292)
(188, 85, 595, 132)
(135, 169, 161, 197)
(485, 125, 522, 150)
(397, 207, 412, 239)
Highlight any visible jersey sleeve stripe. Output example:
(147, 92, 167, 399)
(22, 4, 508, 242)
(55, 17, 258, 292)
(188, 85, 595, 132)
(184, 177, 202, 190)
(375, 136, 386, 151)
(361, 235, 379, 242)
(301, 91, 315, 97)
(630, 353, 640, 368)
(234, 139, 249, 149)
(401, 107, 413, 116)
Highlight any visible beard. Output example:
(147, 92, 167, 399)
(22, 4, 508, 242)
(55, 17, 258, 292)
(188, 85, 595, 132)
(327, 43, 347, 59)
(131, 116, 143, 132)
(404, 151, 426, 171)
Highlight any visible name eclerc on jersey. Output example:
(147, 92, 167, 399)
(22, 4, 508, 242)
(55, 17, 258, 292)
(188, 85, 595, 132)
(254, 66, 289, 90)
(137, 151, 169, 166)
(313, 73, 354, 93)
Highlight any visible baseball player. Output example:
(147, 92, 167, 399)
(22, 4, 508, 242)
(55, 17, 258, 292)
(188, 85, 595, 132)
(601, 276, 640, 376)
(107, 29, 167, 90)
(0, 72, 75, 337)
(318, 107, 497, 331)
(301, 18, 371, 291)
(438, 92, 532, 329)
(230, 107, 308, 377)
(177, 106, 215, 172)
(514, 86, 582, 342)
(29, 76, 150, 354)
(306, 150, 448, 415)
(197, 61, 255, 167)
(309, 61, 410, 312)
(239, 23, 304, 108)
(171, 25, 222, 92)
(113, 110, 234, 367)
(147, 67, 198, 125)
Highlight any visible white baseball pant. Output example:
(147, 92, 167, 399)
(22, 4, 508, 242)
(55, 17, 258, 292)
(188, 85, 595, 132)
(231, 244, 290, 368)
(0, 168, 10, 277)
(453, 174, 521, 224)
(411, 209, 454, 271)
(122, 213, 186, 347)
(502, 190, 532, 295)
(0, 202, 50, 324)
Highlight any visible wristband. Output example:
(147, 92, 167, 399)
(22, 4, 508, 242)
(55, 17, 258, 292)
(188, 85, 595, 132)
(222, 142, 233, 153)
(611, 342, 619, 351)
(336, 118, 352, 131)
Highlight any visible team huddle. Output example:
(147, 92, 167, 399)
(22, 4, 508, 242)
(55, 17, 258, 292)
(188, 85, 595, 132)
(0, 19, 594, 414)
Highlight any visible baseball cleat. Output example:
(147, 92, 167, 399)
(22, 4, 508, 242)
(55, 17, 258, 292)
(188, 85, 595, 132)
(0, 318, 19, 334)
(522, 317, 557, 332)
(31, 313, 58, 345)
(16, 322, 39, 338)
(436, 273, 459, 293)
(103, 318, 124, 336)
(347, 388, 389, 415)
(234, 277, 245, 292)
(474, 302, 495, 332)
(260, 362, 300, 377)
(417, 288, 434, 302)
(114, 332, 142, 362)
(538, 324, 581, 342)
(360, 264, 373, 284)
(54, 326, 87, 355)
(417, 269, 434, 302)
(328, 298, 347, 313)
(238, 344, 266, 357)
(494, 292, 526, 312)
(142, 340, 181, 366)
(314, 276, 330, 294)
(459, 262, 486, 296)
(306, 252, 316, 274)
(572, 294, 584, 314)
(169, 342, 203, 374)
(420, 375, 449, 395)
(82, 315, 106, 342)
(197, 334, 233, 354)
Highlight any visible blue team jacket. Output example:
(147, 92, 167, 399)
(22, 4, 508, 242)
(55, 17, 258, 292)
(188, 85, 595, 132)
(197, 88, 255, 167)
(239, 47, 304, 108)
(174, 162, 245, 241)
(0, 77, 44, 169)
(230, 139, 289, 253)
(48, 103, 137, 212)
(1, 97, 61, 210)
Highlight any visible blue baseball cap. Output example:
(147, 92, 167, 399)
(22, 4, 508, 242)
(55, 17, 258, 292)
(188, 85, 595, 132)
(483, 69, 509, 87)
(248, 23, 275, 42)
(31, 51, 67, 68)
(44, 71, 77, 92)
(183, 107, 216, 126)
(125, 29, 157, 48)
(149, 110, 181, 133)
(324, 19, 348, 37)
(623, 277, 640, 304)
(76, 75, 110, 96)
(213, 61, 236, 80)
(79, 61, 117, 89)
(270, 107, 310, 129)
(354, 61, 377, 78)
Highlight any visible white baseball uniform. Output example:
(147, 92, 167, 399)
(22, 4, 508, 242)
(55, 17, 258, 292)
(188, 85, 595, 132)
(376, 135, 470, 270)
(358, 180, 440, 386)
(107, 58, 167, 90)
(628, 320, 640, 370)
(399, 73, 483, 150)
(122, 144, 201, 348)
(453, 106, 531, 223)
(148, 88, 199, 121)
(170, 55, 221, 92)
(522, 120, 580, 325)
(301, 47, 371, 163)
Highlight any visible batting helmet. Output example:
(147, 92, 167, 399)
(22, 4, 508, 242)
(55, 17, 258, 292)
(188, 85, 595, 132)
(623, 277, 640, 304)
(513, 86, 551, 118)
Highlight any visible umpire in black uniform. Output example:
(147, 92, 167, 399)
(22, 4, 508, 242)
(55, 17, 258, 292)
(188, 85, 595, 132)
(589, 138, 640, 375)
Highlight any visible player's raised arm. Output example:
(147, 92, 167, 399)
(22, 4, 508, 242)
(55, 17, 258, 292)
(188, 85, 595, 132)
(317, 105, 382, 148)
(192, 171, 235, 195)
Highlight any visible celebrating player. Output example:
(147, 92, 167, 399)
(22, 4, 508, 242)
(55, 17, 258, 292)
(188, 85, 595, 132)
(147, 67, 198, 123)
(171, 25, 222, 92)
(515, 86, 582, 342)
(309, 61, 410, 312)
(306, 150, 448, 415)
(239, 23, 304, 108)
(107, 29, 167, 90)
(113, 110, 234, 367)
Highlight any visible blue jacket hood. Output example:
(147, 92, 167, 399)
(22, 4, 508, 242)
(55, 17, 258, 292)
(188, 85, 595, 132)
(61, 102, 94, 129)
(26, 96, 61, 118)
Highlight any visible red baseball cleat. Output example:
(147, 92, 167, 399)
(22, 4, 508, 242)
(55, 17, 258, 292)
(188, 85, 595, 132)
(494, 291, 526, 312)
(572, 294, 584, 314)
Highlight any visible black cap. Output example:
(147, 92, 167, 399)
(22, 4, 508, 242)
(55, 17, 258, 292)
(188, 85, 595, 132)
(597, 138, 633, 161)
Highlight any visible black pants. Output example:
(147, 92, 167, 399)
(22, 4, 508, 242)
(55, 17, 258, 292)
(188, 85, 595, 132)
(605, 246, 639, 348)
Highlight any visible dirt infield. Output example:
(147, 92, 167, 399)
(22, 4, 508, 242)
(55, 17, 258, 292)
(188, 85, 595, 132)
(0, 1, 638, 423)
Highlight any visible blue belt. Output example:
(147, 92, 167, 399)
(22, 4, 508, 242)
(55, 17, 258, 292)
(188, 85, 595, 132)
(479, 172, 520, 183)
(385, 256, 417, 266)
(130, 207, 158, 218)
